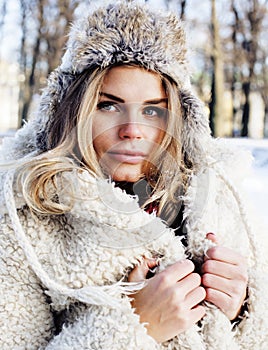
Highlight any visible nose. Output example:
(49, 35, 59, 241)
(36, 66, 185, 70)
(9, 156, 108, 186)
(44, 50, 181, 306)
(118, 107, 143, 139)
(118, 122, 143, 139)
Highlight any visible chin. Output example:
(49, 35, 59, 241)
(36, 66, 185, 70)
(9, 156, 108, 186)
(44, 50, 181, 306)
(109, 166, 144, 183)
(111, 173, 143, 182)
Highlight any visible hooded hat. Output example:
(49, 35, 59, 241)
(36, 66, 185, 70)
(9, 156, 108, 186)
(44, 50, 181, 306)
(1, 1, 212, 168)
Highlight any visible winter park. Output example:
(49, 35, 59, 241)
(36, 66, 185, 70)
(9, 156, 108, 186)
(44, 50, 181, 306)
(0, 0, 268, 348)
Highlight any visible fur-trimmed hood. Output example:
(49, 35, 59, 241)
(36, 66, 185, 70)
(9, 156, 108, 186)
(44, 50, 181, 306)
(0, 1, 211, 169)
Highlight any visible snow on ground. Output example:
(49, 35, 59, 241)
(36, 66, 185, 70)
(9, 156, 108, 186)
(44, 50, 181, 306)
(227, 138, 268, 226)
(226, 138, 268, 266)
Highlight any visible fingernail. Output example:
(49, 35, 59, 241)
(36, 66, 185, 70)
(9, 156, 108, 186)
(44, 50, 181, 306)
(206, 232, 215, 236)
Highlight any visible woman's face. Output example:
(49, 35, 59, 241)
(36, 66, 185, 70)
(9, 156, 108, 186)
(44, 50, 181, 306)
(92, 66, 167, 182)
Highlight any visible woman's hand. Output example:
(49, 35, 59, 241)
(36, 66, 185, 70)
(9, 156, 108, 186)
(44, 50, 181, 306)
(202, 233, 248, 320)
(128, 259, 206, 343)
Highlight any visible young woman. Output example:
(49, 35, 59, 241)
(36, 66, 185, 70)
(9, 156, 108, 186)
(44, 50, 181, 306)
(0, 2, 267, 349)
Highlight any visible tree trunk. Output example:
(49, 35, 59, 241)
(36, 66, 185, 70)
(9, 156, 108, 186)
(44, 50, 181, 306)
(209, 0, 225, 137)
(18, 0, 28, 128)
(19, 0, 45, 126)
(230, 0, 240, 136)
(264, 106, 268, 138)
(180, 0, 186, 20)
(241, 81, 250, 137)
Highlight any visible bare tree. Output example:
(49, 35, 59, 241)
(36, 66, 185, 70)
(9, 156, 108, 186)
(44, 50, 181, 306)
(164, 0, 187, 19)
(18, 0, 79, 126)
(42, 0, 79, 74)
(259, 48, 268, 137)
(209, 0, 225, 136)
(241, 0, 262, 136)
(0, 0, 7, 51)
(19, 0, 46, 127)
(18, 0, 28, 127)
(229, 0, 266, 137)
(229, 0, 241, 136)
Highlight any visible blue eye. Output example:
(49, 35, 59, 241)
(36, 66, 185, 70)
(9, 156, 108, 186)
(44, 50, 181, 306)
(97, 101, 119, 112)
(143, 106, 166, 118)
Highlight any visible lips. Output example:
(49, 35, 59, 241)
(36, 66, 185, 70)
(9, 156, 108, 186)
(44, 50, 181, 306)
(107, 150, 147, 164)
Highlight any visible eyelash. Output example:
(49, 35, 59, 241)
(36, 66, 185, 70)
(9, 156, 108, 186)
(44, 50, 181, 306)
(143, 106, 166, 118)
(97, 101, 166, 118)
(97, 101, 119, 112)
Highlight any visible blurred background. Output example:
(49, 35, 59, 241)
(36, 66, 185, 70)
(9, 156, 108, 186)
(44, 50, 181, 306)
(0, 0, 267, 230)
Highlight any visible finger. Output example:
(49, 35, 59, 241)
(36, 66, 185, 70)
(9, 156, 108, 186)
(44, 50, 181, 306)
(173, 305, 206, 331)
(202, 259, 248, 280)
(189, 305, 206, 323)
(177, 272, 202, 296)
(206, 232, 218, 244)
(202, 273, 234, 297)
(205, 246, 247, 266)
(157, 260, 195, 285)
(204, 233, 218, 262)
(205, 287, 231, 312)
(185, 286, 206, 309)
(128, 258, 158, 282)
(205, 286, 247, 320)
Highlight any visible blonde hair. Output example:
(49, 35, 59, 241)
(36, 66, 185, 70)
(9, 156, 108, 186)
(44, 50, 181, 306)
(16, 64, 189, 215)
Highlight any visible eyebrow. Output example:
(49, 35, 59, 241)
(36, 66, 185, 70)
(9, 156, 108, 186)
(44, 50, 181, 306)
(99, 92, 167, 105)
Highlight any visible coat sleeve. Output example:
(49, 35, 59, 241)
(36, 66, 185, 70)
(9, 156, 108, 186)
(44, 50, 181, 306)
(45, 300, 160, 350)
(0, 217, 54, 350)
(234, 268, 268, 348)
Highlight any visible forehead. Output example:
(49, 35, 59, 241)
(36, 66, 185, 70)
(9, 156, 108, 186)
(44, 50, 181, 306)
(101, 65, 167, 103)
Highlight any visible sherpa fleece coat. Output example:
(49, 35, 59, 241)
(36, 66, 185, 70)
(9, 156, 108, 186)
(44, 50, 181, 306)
(0, 138, 268, 350)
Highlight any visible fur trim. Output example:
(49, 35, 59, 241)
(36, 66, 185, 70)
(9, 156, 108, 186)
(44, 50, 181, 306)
(0, 1, 211, 167)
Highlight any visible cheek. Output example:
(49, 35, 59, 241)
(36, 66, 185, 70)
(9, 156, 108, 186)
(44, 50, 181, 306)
(92, 134, 103, 157)
(149, 123, 166, 145)
(92, 118, 112, 156)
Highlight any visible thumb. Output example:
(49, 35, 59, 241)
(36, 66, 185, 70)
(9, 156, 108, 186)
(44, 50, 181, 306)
(128, 258, 159, 282)
(204, 232, 218, 261)
(206, 232, 218, 245)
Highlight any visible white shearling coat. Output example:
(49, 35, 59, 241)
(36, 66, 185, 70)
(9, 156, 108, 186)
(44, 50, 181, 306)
(1, 3, 267, 348)
(0, 140, 268, 350)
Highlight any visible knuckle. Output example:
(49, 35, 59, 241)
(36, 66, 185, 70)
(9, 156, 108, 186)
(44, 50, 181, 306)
(236, 283, 247, 297)
(174, 312, 192, 330)
(191, 272, 202, 286)
(226, 299, 237, 314)
(199, 286, 207, 299)
(207, 246, 219, 259)
(203, 260, 213, 273)
(187, 259, 195, 269)
(158, 272, 170, 286)
(205, 287, 213, 299)
(235, 265, 248, 281)
(181, 317, 191, 330)
(171, 288, 184, 305)
(229, 283, 239, 295)
(240, 271, 249, 284)
(182, 259, 195, 272)
(173, 302, 185, 315)
(202, 273, 211, 286)
(229, 282, 246, 299)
